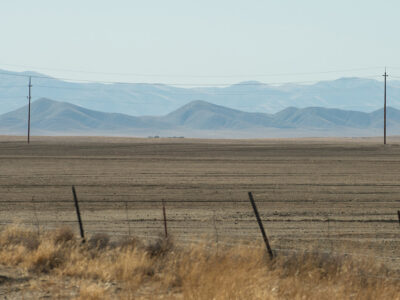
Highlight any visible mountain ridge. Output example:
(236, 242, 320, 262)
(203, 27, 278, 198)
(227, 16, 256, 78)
(0, 98, 399, 138)
(1, 69, 400, 116)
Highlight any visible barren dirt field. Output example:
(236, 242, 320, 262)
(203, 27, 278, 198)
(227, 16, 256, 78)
(0, 135, 399, 270)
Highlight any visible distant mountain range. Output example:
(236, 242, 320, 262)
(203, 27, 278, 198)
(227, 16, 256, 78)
(1, 69, 400, 116)
(0, 98, 398, 138)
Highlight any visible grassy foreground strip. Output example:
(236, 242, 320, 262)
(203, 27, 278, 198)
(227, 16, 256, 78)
(0, 226, 399, 299)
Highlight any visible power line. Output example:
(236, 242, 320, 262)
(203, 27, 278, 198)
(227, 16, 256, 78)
(0, 70, 384, 87)
(0, 63, 386, 78)
(0, 85, 28, 88)
(32, 84, 264, 93)
(0, 70, 324, 86)
(0, 96, 30, 99)
(0, 70, 314, 86)
(31, 77, 379, 87)
(31, 84, 320, 95)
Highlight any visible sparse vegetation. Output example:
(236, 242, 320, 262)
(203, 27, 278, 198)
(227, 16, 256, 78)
(0, 225, 399, 299)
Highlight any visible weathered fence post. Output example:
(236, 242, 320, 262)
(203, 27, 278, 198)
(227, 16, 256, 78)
(72, 186, 85, 243)
(213, 210, 219, 254)
(162, 199, 168, 238)
(398, 210, 400, 226)
(125, 201, 131, 236)
(248, 192, 273, 259)
(31, 196, 40, 235)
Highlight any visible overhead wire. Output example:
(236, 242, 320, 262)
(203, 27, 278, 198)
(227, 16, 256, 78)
(0, 71, 329, 86)
(31, 84, 281, 95)
(0, 85, 28, 88)
(0, 68, 388, 87)
(0, 63, 386, 78)
(0, 68, 394, 106)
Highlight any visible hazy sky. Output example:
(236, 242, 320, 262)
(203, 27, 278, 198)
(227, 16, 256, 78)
(1, 0, 400, 85)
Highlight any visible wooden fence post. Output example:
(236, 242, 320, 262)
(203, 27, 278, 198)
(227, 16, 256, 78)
(162, 199, 168, 238)
(72, 186, 85, 243)
(125, 201, 131, 236)
(31, 196, 40, 235)
(248, 192, 273, 259)
(397, 210, 400, 227)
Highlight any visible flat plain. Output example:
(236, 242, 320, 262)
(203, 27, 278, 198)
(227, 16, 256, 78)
(0, 135, 399, 269)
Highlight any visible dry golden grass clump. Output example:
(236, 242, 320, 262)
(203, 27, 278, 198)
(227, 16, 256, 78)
(0, 225, 399, 299)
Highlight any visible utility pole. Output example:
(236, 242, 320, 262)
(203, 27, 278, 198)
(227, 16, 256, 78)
(27, 76, 32, 144)
(383, 69, 388, 145)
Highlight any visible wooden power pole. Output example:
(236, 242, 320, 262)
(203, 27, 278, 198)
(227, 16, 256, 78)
(383, 69, 388, 145)
(27, 76, 32, 144)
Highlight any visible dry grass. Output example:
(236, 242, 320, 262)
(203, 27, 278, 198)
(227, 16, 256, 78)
(0, 226, 399, 299)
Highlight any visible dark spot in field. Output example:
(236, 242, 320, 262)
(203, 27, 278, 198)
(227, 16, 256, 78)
(0, 275, 30, 285)
(0, 275, 10, 284)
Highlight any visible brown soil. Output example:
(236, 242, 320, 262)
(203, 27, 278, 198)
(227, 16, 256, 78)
(0, 135, 399, 270)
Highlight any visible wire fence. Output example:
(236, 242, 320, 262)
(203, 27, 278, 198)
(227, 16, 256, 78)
(1, 187, 399, 275)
